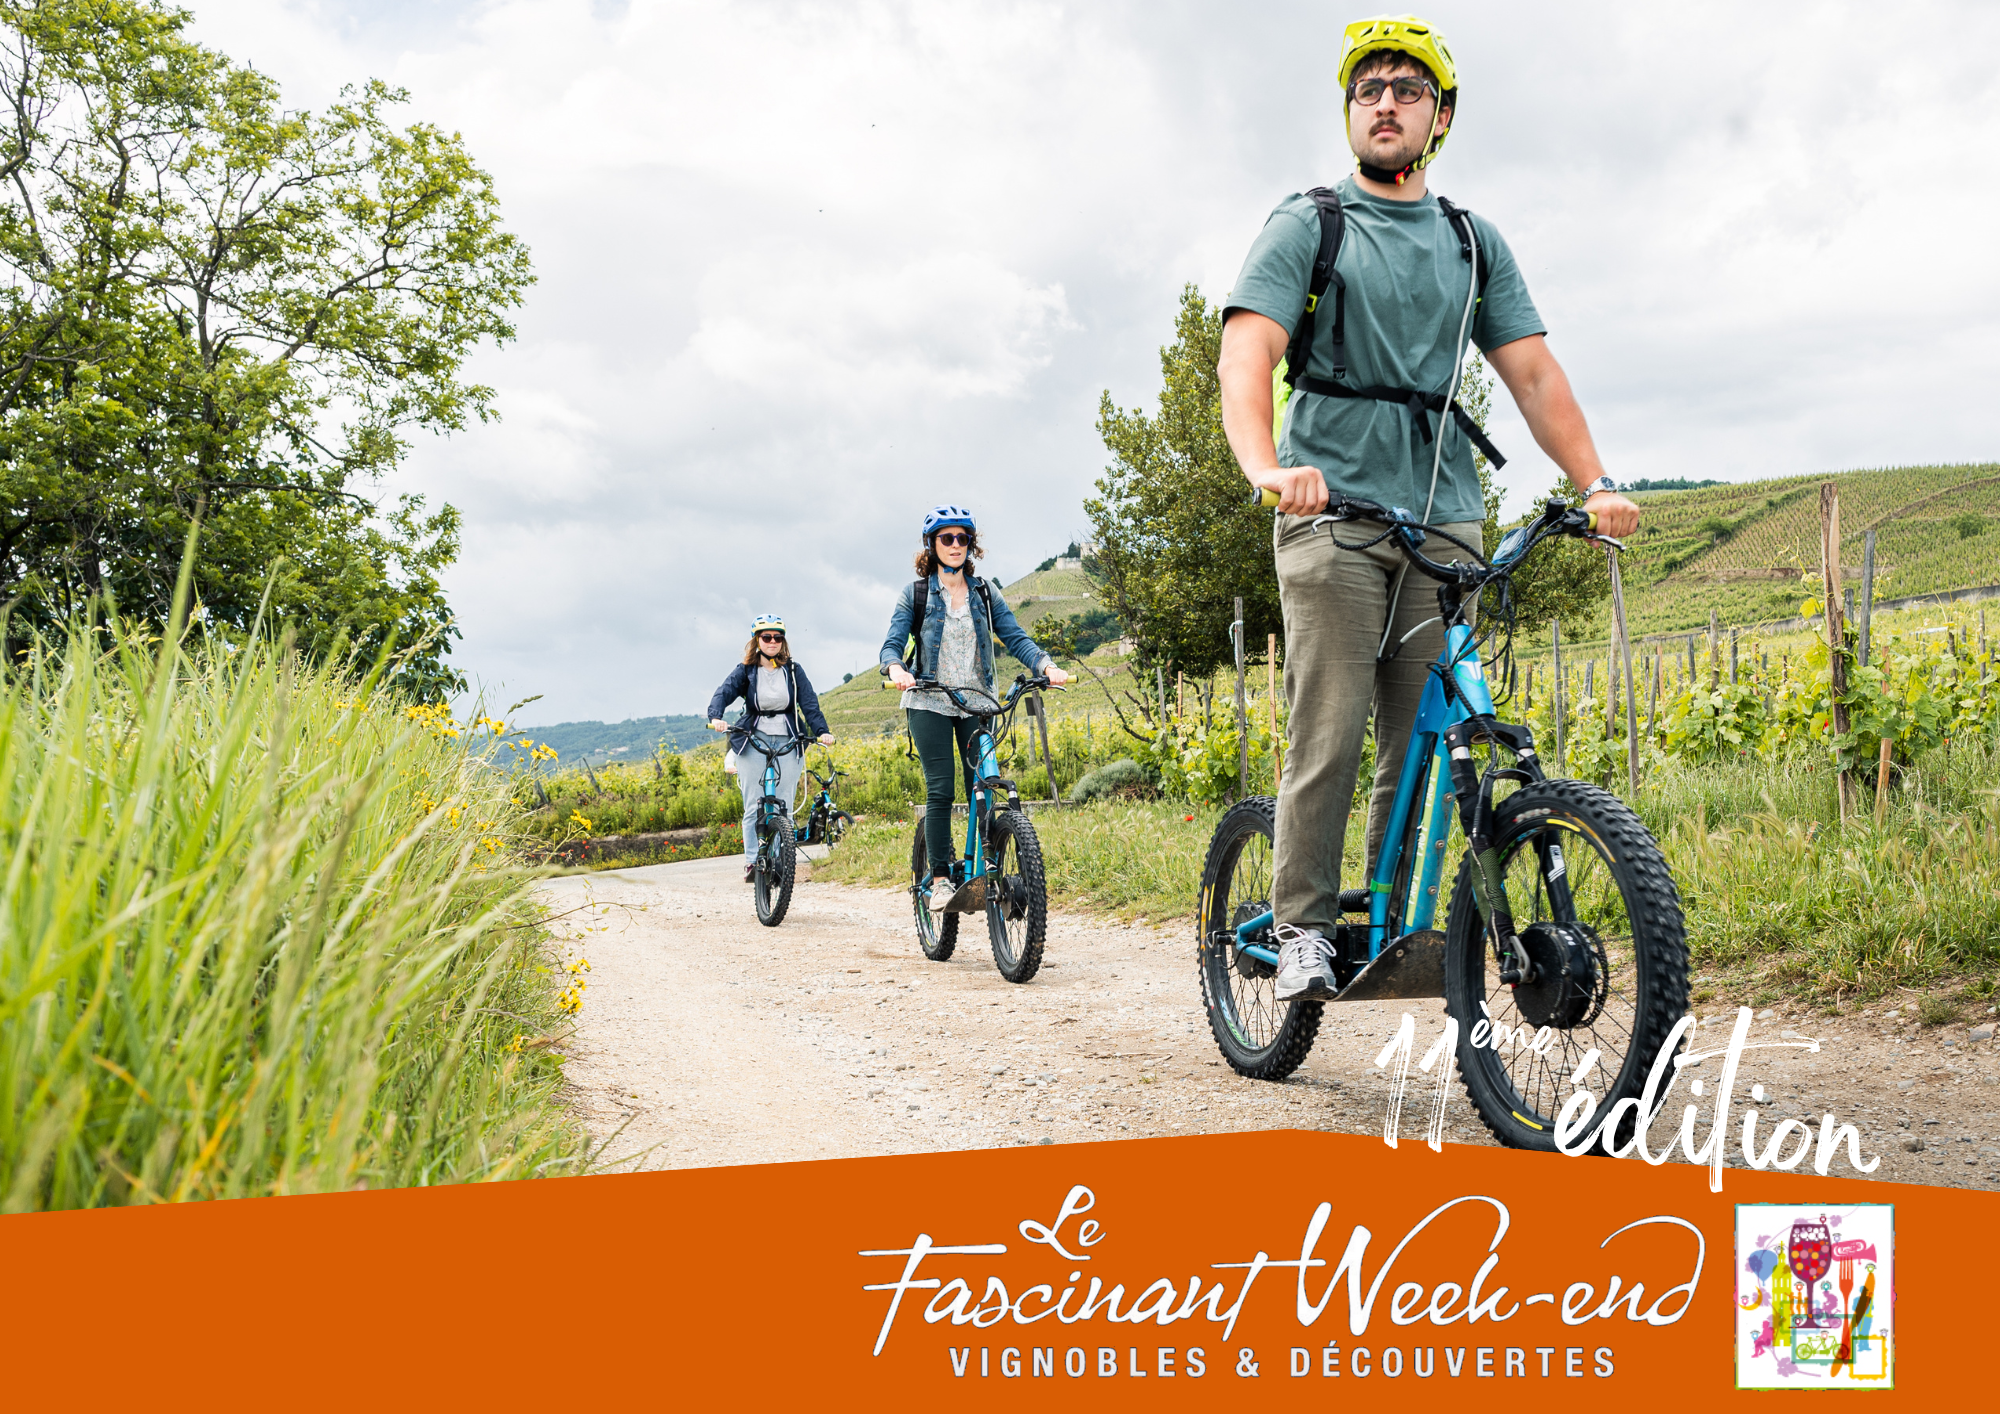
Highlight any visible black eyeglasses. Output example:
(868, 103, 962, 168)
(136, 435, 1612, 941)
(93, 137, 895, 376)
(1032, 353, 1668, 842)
(758, 633, 785, 644)
(1348, 75, 1437, 106)
(934, 531, 970, 547)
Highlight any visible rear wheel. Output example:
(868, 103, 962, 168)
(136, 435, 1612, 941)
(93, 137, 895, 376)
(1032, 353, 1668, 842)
(910, 823, 957, 961)
(1444, 778, 1688, 1152)
(753, 812, 797, 927)
(1196, 796, 1322, 1079)
(986, 809, 1047, 984)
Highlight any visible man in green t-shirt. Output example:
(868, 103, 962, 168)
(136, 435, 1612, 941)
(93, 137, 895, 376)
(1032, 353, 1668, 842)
(1216, 14, 1642, 1001)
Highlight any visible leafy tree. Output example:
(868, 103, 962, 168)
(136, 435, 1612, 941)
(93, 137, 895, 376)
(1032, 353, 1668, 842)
(0, 0, 532, 695)
(1031, 604, 1122, 660)
(1460, 353, 1608, 640)
(1087, 285, 1278, 676)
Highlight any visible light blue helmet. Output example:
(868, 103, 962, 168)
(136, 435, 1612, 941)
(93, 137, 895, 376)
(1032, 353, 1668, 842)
(922, 504, 976, 539)
(751, 613, 785, 634)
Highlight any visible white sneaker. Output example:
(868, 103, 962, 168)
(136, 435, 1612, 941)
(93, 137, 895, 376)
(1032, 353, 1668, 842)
(927, 877, 958, 913)
(1273, 923, 1338, 1001)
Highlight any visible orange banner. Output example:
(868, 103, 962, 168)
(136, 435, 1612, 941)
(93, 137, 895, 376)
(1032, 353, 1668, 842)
(4, 1131, 1980, 1407)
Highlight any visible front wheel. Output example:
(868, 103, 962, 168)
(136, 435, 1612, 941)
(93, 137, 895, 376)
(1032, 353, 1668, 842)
(827, 810, 851, 846)
(986, 809, 1047, 984)
(1444, 778, 1689, 1152)
(753, 813, 797, 927)
(910, 823, 958, 961)
(1196, 796, 1322, 1079)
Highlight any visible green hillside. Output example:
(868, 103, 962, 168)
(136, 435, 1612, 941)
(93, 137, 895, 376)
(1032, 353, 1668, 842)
(1610, 463, 2000, 636)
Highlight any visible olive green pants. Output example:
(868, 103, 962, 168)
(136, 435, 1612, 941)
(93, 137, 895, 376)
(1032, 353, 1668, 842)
(1271, 513, 1483, 937)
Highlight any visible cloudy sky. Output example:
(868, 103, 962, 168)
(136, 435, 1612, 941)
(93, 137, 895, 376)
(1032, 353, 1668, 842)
(186, 0, 2000, 724)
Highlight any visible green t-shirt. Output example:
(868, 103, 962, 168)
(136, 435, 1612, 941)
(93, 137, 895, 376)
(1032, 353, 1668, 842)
(1223, 177, 1545, 525)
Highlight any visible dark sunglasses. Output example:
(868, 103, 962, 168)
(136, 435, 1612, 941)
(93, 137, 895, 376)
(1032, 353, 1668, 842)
(1348, 75, 1437, 106)
(934, 531, 970, 547)
(758, 632, 786, 644)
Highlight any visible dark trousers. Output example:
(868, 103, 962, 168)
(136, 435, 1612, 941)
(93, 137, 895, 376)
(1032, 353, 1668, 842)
(908, 707, 981, 876)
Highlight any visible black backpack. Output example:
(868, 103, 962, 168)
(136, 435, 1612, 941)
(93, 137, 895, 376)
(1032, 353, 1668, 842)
(903, 575, 996, 677)
(1281, 186, 1507, 469)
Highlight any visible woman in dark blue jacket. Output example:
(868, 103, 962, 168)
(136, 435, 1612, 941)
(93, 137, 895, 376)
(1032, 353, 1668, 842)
(880, 505, 1068, 913)
(707, 614, 833, 882)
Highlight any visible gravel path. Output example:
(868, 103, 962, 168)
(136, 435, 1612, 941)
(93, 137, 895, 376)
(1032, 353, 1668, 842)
(538, 857, 2000, 1187)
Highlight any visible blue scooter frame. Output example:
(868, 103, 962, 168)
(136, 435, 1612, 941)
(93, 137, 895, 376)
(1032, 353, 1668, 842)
(1231, 620, 1490, 970)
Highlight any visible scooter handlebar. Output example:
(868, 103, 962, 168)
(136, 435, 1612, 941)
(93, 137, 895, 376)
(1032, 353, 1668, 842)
(1251, 483, 1597, 533)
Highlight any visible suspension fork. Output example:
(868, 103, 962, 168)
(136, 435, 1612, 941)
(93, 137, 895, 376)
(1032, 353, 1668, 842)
(1440, 716, 1529, 981)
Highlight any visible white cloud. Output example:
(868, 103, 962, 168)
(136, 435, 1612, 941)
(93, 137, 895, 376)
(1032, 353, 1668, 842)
(181, 0, 2000, 721)
(691, 252, 1073, 402)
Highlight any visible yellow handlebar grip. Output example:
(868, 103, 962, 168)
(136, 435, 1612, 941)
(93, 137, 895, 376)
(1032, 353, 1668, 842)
(1251, 486, 1281, 508)
(1585, 511, 1598, 531)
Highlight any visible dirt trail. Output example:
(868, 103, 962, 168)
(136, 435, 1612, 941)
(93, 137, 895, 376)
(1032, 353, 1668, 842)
(538, 858, 2000, 1187)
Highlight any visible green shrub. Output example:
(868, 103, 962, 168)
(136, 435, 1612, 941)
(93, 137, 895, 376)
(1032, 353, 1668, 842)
(1069, 757, 1150, 802)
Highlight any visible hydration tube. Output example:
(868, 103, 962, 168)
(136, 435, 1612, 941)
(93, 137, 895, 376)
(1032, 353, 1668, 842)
(1376, 214, 1481, 661)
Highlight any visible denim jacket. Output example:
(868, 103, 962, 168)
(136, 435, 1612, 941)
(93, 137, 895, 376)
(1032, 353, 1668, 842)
(877, 573, 1050, 693)
(706, 660, 829, 755)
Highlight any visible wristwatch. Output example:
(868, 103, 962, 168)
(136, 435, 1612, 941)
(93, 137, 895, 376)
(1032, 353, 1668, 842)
(1582, 475, 1619, 497)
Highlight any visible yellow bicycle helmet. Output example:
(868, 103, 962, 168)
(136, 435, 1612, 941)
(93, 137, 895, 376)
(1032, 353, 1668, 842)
(1337, 14, 1459, 179)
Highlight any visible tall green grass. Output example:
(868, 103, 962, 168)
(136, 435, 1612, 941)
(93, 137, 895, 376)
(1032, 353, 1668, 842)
(0, 621, 586, 1211)
(1638, 749, 2000, 1000)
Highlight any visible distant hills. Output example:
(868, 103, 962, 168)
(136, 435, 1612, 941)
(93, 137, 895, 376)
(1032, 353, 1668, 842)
(518, 714, 713, 765)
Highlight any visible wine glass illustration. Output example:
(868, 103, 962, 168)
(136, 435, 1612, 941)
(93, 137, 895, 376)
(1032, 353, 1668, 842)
(1788, 1217, 1832, 1330)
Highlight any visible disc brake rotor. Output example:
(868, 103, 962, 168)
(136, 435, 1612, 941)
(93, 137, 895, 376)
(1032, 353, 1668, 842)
(1229, 899, 1276, 980)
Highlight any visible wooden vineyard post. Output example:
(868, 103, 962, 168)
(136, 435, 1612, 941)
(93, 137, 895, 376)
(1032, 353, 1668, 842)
(1176, 671, 1184, 720)
(1874, 737, 1893, 826)
(1232, 597, 1248, 803)
(1030, 688, 1060, 805)
(1708, 610, 1721, 689)
(1608, 544, 1640, 794)
(1859, 529, 1876, 666)
(1552, 622, 1567, 775)
(1156, 662, 1168, 724)
(1268, 633, 1282, 794)
(1730, 628, 1739, 685)
(1647, 647, 1661, 741)
(1821, 481, 1854, 824)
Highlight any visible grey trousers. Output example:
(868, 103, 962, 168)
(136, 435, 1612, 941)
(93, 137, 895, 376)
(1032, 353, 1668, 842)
(736, 742, 803, 860)
(1271, 512, 1483, 937)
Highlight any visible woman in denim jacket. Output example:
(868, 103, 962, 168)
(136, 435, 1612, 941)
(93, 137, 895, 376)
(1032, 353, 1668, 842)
(708, 614, 833, 882)
(880, 505, 1069, 912)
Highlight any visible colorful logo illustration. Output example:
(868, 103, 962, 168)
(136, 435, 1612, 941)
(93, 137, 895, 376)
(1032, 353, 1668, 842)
(1735, 1203, 1893, 1388)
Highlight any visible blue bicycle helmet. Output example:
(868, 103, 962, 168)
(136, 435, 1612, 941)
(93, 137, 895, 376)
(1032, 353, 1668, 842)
(922, 504, 976, 539)
(751, 613, 785, 634)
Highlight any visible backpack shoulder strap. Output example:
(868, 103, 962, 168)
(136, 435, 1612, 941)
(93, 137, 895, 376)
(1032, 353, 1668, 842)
(1433, 195, 1490, 297)
(1283, 186, 1347, 389)
(906, 577, 930, 676)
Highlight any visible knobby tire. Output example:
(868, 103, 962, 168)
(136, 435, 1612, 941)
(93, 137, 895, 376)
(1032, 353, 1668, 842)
(1197, 796, 1323, 1079)
(1443, 778, 1689, 1152)
(986, 808, 1047, 984)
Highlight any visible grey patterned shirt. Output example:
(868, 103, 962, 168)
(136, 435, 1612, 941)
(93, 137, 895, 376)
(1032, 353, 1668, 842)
(901, 594, 984, 717)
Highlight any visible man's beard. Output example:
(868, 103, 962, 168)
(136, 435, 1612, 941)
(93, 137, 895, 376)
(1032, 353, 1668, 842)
(1356, 120, 1426, 172)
